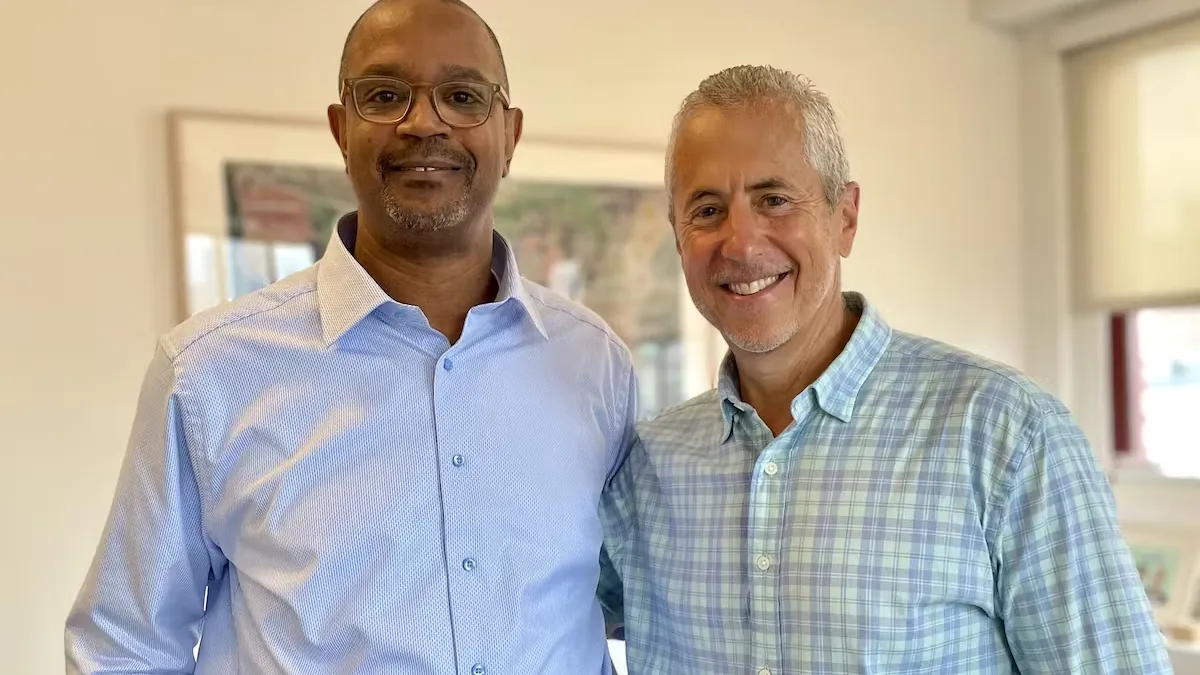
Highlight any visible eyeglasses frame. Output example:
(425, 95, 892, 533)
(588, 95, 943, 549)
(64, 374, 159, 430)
(340, 76, 512, 129)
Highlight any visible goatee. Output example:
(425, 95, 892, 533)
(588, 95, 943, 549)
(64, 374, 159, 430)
(380, 187, 471, 232)
(377, 140, 476, 232)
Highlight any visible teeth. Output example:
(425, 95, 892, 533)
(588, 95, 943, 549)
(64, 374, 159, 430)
(401, 166, 449, 172)
(728, 274, 781, 296)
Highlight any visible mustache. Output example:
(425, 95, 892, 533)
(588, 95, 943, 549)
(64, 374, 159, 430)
(377, 140, 474, 173)
(708, 262, 794, 286)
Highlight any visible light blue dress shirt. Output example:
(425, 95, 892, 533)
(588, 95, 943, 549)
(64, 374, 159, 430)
(67, 214, 638, 675)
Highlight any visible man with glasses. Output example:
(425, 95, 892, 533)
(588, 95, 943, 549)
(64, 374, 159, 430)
(65, 1, 637, 673)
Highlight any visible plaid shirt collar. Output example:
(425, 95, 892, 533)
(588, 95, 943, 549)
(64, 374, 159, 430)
(716, 291, 892, 442)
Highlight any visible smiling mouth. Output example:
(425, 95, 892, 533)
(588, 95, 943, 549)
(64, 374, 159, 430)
(723, 272, 788, 296)
(390, 166, 461, 173)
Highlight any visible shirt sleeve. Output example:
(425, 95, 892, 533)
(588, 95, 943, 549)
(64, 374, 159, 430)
(605, 361, 639, 485)
(597, 544, 625, 637)
(995, 408, 1173, 674)
(65, 341, 219, 674)
(597, 361, 638, 635)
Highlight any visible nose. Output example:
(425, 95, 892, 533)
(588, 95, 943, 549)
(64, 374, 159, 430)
(719, 199, 767, 262)
(396, 91, 452, 139)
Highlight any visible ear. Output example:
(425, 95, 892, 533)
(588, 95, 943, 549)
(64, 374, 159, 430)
(327, 104, 350, 173)
(502, 107, 524, 177)
(835, 181, 860, 258)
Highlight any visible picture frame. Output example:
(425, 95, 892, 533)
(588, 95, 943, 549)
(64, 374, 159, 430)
(1187, 558, 1200, 624)
(165, 109, 724, 410)
(1120, 522, 1200, 629)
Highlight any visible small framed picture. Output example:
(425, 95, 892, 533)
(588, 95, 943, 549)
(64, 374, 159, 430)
(1121, 524, 1200, 627)
(1187, 566, 1200, 623)
(1129, 544, 1184, 609)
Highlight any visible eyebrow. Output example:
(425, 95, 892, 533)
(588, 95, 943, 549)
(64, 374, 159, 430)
(748, 178, 792, 191)
(356, 63, 405, 79)
(682, 178, 795, 209)
(438, 65, 492, 83)
(683, 189, 722, 210)
(354, 63, 493, 84)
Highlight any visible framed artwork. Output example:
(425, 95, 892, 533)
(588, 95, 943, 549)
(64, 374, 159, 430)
(1120, 523, 1200, 628)
(1129, 544, 1184, 609)
(166, 109, 723, 416)
(1190, 573, 1200, 623)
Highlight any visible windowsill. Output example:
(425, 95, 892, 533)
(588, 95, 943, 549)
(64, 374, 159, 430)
(1110, 457, 1200, 487)
(1170, 639, 1200, 675)
(1108, 458, 1200, 530)
(1173, 639, 1200, 653)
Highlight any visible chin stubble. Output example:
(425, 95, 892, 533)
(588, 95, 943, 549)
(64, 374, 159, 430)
(695, 263, 838, 354)
(376, 143, 476, 232)
(379, 186, 470, 232)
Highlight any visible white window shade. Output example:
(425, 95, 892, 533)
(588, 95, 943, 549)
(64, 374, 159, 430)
(1065, 14, 1200, 311)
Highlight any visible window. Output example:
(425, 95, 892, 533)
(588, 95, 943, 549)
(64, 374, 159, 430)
(1069, 15, 1200, 479)
(1112, 305, 1200, 478)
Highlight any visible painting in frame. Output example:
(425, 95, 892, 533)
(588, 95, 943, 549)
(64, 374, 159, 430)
(1119, 522, 1200, 629)
(166, 109, 723, 418)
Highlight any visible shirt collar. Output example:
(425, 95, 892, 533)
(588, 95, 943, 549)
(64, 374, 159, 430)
(317, 212, 548, 345)
(717, 291, 892, 441)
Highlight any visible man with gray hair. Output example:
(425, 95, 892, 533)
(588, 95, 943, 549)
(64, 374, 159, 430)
(598, 65, 1171, 674)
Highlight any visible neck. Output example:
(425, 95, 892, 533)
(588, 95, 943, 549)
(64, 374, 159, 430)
(734, 292, 859, 436)
(353, 211, 498, 344)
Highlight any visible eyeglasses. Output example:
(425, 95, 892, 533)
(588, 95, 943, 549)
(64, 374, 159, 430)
(341, 76, 510, 128)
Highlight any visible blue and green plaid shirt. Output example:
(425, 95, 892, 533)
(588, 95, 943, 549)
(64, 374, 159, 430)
(599, 292, 1172, 674)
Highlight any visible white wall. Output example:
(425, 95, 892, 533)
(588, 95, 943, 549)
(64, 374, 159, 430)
(0, 1, 1022, 672)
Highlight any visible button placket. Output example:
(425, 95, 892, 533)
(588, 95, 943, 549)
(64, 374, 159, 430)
(748, 432, 790, 675)
(432, 347, 482, 672)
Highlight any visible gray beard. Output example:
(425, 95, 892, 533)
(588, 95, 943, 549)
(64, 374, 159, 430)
(379, 186, 471, 232)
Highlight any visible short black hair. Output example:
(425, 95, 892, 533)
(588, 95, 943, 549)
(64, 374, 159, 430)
(337, 0, 509, 94)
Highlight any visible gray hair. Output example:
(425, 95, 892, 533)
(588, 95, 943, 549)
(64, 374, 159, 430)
(665, 65, 851, 211)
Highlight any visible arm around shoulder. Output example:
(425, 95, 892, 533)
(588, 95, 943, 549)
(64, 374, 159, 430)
(65, 340, 220, 675)
(995, 408, 1173, 674)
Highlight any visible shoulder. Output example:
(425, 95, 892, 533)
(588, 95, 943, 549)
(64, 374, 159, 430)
(882, 329, 1070, 424)
(522, 278, 632, 363)
(635, 389, 724, 453)
(160, 267, 319, 365)
(606, 391, 722, 487)
(879, 330, 1095, 494)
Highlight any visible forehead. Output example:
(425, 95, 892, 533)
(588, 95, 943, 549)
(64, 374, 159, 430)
(346, 3, 502, 83)
(670, 104, 813, 189)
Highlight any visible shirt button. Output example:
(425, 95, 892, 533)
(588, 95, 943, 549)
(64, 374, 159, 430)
(471, 665, 486, 675)
(758, 668, 772, 675)
(462, 558, 477, 572)
(443, 358, 454, 371)
(763, 462, 778, 476)
(756, 555, 772, 571)
(451, 454, 465, 467)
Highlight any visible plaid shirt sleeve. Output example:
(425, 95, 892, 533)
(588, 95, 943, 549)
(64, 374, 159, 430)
(995, 409, 1173, 674)
(597, 544, 624, 636)
(598, 435, 640, 636)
